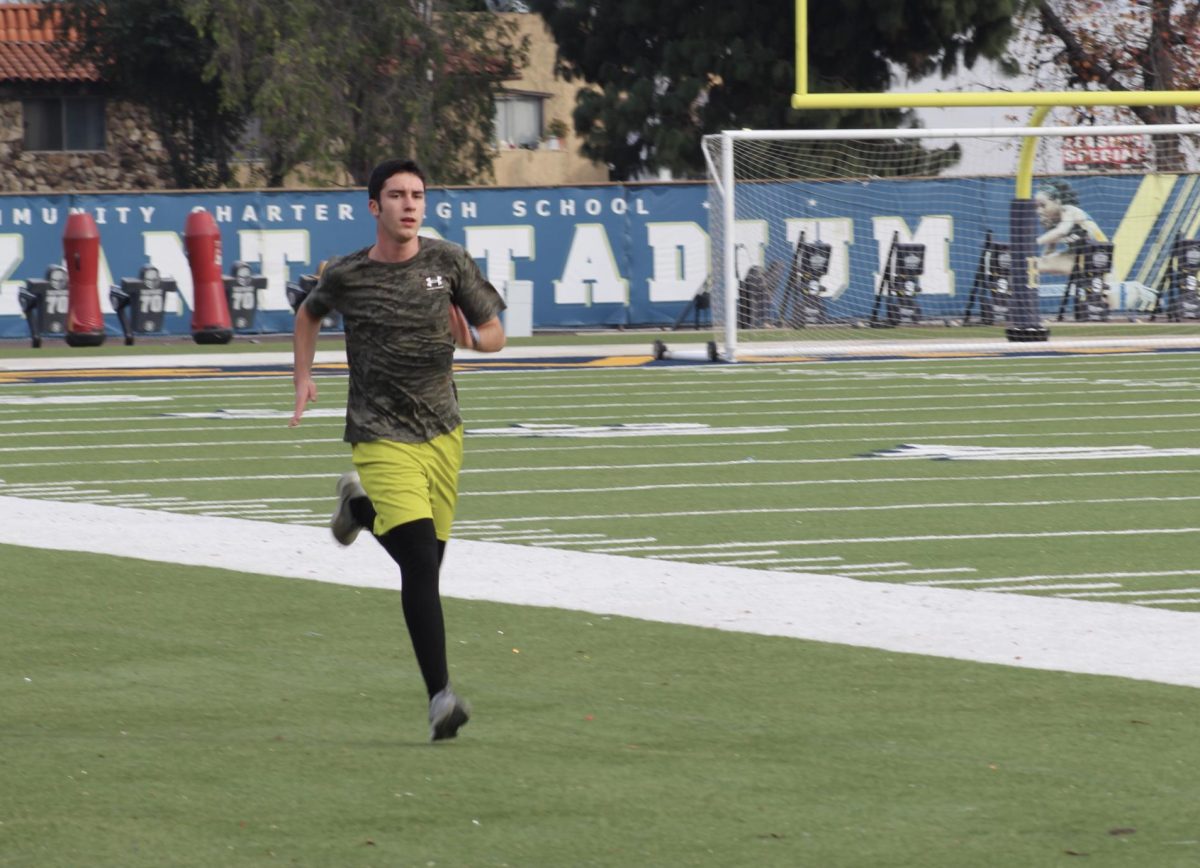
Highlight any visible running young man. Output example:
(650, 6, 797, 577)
(290, 158, 506, 741)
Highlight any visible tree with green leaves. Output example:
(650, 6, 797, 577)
(48, 0, 247, 188)
(186, 0, 527, 186)
(1017, 0, 1200, 171)
(530, 0, 1029, 180)
(50, 0, 525, 188)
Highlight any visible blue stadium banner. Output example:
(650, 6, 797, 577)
(0, 175, 1160, 339)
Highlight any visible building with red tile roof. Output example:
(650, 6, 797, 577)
(0, 3, 96, 82)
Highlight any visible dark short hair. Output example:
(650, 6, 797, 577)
(1037, 180, 1078, 207)
(368, 159, 426, 202)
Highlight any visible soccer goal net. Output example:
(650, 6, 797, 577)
(695, 122, 1200, 361)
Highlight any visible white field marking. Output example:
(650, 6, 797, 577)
(658, 550, 783, 561)
(0, 395, 167, 406)
(62, 494, 188, 505)
(1058, 588, 1200, 599)
(2, 391, 1197, 428)
(2, 496, 1197, 689)
(874, 443, 1200, 461)
(470, 533, 609, 542)
(704, 556, 845, 566)
(420, 500, 1200, 527)
(0, 472, 337, 486)
(464, 410, 1200, 429)
(519, 536, 656, 547)
(162, 408, 345, 420)
(0, 422, 337, 440)
(761, 561, 910, 571)
(204, 510, 320, 518)
(169, 499, 321, 510)
(6, 427, 1198, 467)
(649, 550, 783, 561)
(593, 528, 1200, 553)
(913, 570, 1200, 586)
(468, 429, 1200, 454)
(0, 453, 352, 469)
(536, 537, 658, 547)
(415, 395, 1200, 415)
(982, 583, 1125, 593)
(468, 423, 790, 438)
(606, 540, 813, 553)
(11, 409, 1200, 441)
(38, 378, 1196, 409)
(834, 568, 980, 577)
(2, 484, 87, 493)
(0, 439, 341, 454)
(0, 386, 1181, 424)
(463, 488, 1200, 516)
(1136, 599, 1200, 606)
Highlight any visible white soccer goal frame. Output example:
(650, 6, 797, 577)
(695, 122, 1200, 362)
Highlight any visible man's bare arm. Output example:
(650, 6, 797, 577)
(290, 304, 323, 427)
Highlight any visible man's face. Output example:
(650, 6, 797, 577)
(370, 171, 426, 243)
(1035, 192, 1059, 227)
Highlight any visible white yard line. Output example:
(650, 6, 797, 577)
(1, 494, 1197, 690)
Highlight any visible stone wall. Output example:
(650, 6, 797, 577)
(0, 98, 173, 192)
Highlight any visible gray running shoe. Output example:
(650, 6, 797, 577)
(331, 472, 366, 546)
(429, 687, 470, 742)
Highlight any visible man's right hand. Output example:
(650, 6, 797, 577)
(290, 376, 318, 427)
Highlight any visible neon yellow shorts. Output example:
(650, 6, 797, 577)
(351, 426, 464, 541)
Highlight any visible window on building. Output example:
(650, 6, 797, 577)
(494, 92, 544, 149)
(23, 97, 106, 151)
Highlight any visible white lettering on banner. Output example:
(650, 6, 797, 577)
(732, 220, 769, 278)
(0, 204, 155, 227)
(465, 225, 535, 334)
(143, 232, 192, 314)
(646, 222, 708, 303)
(464, 225, 535, 304)
(139, 206, 155, 223)
(314, 204, 328, 222)
(0, 234, 24, 316)
(554, 224, 628, 305)
(338, 204, 354, 221)
(266, 205, 283, 223)
(242, 206, 259, 224)
(237, 230, 311, 311)
(784, 218, 854, 300)
(215, 206, 233, 223)
(435, 201, 481, 221)
(511, 197, 651, 219)
(872, 216, 954, 295)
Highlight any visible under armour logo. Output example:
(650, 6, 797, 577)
(425, 275, 445, 290)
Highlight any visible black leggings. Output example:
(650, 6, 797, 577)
(353, 498, 449, 698)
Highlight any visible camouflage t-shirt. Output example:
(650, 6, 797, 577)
(303, 237, 506, 444)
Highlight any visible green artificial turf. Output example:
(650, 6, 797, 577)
(3, 545, 1198, 868)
